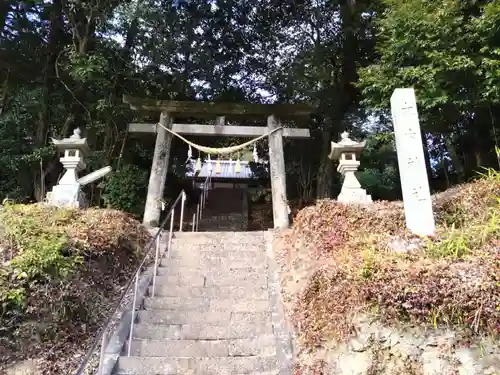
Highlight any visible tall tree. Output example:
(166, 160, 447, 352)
(358, 0, 500, 181)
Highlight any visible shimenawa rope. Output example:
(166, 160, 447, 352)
(155, 121, 283, 155)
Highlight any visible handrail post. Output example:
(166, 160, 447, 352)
(98, 332, 107, 375)
(204, 177, 209, 207)
(200, 193, 204, 219)
(127, 271, 140, 356)
(204, 176, 209, 207)
(168, 208, 174, 252)
(151, 235, 160, 297)
(179, 191, 186, 232)
(192, 213, 195, 232)
(201, 178, 208, 208)
(196, 203, 200, 231)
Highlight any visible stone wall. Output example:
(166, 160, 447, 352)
(295, 315, 499, 375)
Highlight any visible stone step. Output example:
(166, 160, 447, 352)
(155, 266, 265, 278)
(172, 231, 266, 238)
(166, 237, 266, 248)
(133, 322, 274, 340)
(143, 297, 270, 312)
(150, 274, 268, 288)
(136, 310, 272, 326)
(162, 257, 267, 269)
(156, 263, 267, 275)
(169, 239, 261, 246)
(199, 220, 245, 225)
(127, 336, 277, 357)
(168, 247, 265, 255)
(161, 254, 267, 269)
(147, 284, 268, 299)
(167, 251, 266, 263)
(199, 215, 245, 221)
(115, 356, 277, 375)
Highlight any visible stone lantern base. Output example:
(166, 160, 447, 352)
(337, 187, 372, 204)
(337, 162, 372, 205)
(50, 184, 88, 208)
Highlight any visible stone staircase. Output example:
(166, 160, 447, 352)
(113, 231, 292, 375)
(198, 188, 248, 231)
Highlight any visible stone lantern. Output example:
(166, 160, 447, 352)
(329, 131, 372, 204)
(48, 128, 113, 208)
(49, 128, 91, 208)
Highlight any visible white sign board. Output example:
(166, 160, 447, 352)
(390, 88, 435, 236)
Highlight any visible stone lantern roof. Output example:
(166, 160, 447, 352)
(51, 128, 91, 155)
(328, 131, 366, 160)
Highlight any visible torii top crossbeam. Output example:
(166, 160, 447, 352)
(123, 95, 317, 118)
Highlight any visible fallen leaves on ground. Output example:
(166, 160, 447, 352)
(276, 173, 500, 354)
(0, 205, 151, 374)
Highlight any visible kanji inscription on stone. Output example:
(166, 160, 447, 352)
(391, 88, 435, 236)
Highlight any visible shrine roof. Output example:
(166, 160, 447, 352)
(185, 159, 269, 180)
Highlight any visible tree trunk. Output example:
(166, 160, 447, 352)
(444, 134, 465, 183)
(316, 0, 360, 199)
(33, 0, 64, 201)
(59, 3, 97, 138)
(316, 118, 335, 198)
(94, 4, 142, 206)
(0, 70, 10, 117)
(420, 129, 434, 187)
(0, 1, 11, 35)
(104, 3, 141, 166)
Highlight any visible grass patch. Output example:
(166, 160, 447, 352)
(277, 170, 499, 349)
(0, 203, 150, 373)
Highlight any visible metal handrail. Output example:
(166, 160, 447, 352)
(192, 174, 211, 231)
(74, 189, 187, 375)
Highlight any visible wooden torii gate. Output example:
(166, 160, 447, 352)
(123, 95, 315, 229)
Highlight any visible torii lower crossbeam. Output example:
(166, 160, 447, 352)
(129, 123, 310, 138)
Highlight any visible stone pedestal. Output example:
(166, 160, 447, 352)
(58, 154, 85, 185)
(329, 132, 372, 205)
(337, 161, 372, 204)
(50, 184, 88, 208)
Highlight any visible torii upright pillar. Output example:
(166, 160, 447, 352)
(268, 115, 289, 228)
(143, 112, 173, 227)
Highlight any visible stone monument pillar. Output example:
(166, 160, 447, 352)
(391, 88, 435, 236)
(50, 128, 90, 208)
(329, 132, 372, 204)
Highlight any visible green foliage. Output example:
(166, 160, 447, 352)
(0, 284, 26, 317)
(0, 204, 83, 318)
(357, 132, 401, 200)
(427, 159, 500, 259)
(426, 215, 498, 259)
(0, 204, 82, 279)
(101, 164, 149, 217)
(358, 0, 500, 128)
(359, 0, 499, 108)
(68, 50, 109, 83)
